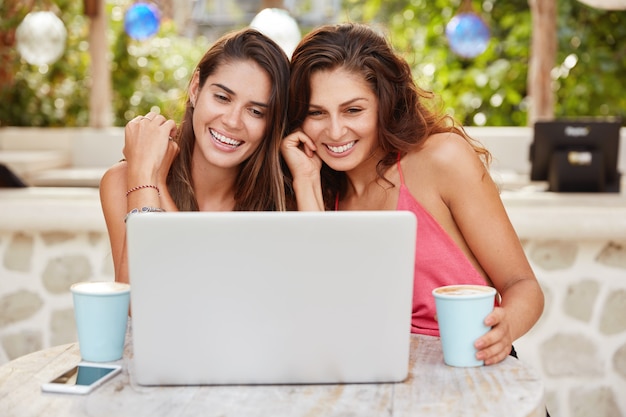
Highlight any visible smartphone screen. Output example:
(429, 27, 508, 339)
(52, 364, 116, 385)
(42, 363, 122, 394)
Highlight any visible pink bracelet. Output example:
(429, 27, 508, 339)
(126, 184, 160, 197)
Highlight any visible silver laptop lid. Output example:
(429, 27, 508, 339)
(127, 211, 416, 386)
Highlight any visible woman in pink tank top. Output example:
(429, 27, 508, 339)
(281, 23, 545, 366)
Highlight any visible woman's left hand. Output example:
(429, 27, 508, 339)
(474, 307, 514, 365)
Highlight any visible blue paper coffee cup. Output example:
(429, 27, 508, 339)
(71, 281, 130, 362)
(433, 284, 496, 367)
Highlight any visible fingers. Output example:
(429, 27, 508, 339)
(474, 307, 513, 365)
(298, 134, 317, 153)
(169, 127, 178, 143)
(124, 112, 177, 166)
(282, 131, 318, 162)
(483, 307, 503, 328)
(474, 327, 511, 365)
(132, 111, 160, 123)
(283, 130, 317, 151)
(131, 112, 173, 128)
(167, 137, 179, 153)
(128, 112, 177, 138)
(477, 340, 512, 365)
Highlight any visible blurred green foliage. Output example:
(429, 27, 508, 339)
(0, 0, 625, 127)
(0, 0, 208, 127)
(108, 2, 208, 126)
(346, 0, 626, 126)
(555, 1, 626, 121)
(0, 0, 92, 126)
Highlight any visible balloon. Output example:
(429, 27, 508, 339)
(445, 12, 490, 59)
(250, 8, 301, 59)
(16, 11, 67, 66)
(124, 3, 161, 41)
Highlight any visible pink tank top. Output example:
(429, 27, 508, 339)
(335, 159, 489, 336)
(396, 159, 489, 335)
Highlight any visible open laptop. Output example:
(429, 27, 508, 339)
(126, 211, 417, 386)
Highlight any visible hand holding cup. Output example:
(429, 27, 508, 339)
(433, 284, 496, 367)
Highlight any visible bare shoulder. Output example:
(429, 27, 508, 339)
(422, 132, 479, 160)
(100, 161, 127, 184)
(401, 131, 495, 208)
(99, 161, 128, 198)
(405, 132, 485, 176)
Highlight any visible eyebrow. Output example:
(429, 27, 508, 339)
(211, 83, 269, 108)
(309, 97, 369, 108)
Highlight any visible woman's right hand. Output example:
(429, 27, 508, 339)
(281, 130, 325, 211)
(123, 111, 178, 183)
(281, 129, 322, 181)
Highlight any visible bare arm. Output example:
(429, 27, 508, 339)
(410, 133, 544, 365)
(100, 113, 179, 284)
(100, 162, 132, 285)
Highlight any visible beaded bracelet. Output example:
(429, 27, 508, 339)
(126, 184, 160, 197)
(124, 206, 165, 223)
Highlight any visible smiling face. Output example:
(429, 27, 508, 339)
(301, 67, 380, 173)
(189, 59, 271, 171)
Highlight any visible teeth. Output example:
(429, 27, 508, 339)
(327, 141, 355, 153)
(211, 129, 242, 147)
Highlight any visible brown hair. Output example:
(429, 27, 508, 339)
(288, 23, 490, 209)
(168, 28, 290, 211)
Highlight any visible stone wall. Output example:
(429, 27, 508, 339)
(516, 239, 626, 417)
(0, 229, 114, 362)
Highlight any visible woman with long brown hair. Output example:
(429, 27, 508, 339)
(101, 28, 290, 285)
(282, 23, 544, 366)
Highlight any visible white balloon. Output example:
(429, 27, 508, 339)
(250, 8, 301, 59)
(16, 11, 67, 66)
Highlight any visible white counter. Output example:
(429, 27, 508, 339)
(2, 185, 626, 238)
(0, 187, 105, 232)
(502, 189, 626, 239)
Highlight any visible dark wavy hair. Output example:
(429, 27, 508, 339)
(288, 23, 490, 210)
(168, 28, 290, 211)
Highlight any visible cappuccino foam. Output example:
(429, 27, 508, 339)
(71, 281, 130, 295)
(433, 285, 495, 297)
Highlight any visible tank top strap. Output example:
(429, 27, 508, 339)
(334, 192, 339, 211)
(397, 152, 406, 186)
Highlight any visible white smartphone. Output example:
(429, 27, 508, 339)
(41, 362, 122, 395)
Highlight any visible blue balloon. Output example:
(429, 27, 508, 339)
(124, 3, 161, 41)
(445, 12, 490, 59)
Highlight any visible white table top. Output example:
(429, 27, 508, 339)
(0, 332, 545, 417)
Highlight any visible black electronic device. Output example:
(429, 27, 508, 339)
(529, 118, 622, 192)
(0, 163, 27, 188)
